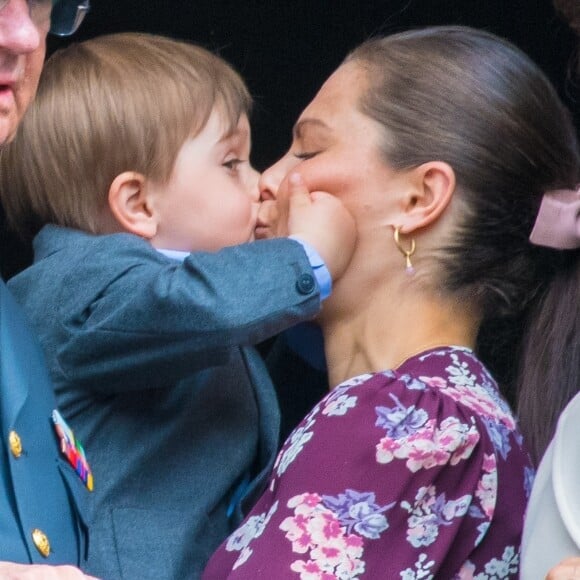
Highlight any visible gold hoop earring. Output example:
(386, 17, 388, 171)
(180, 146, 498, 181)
(393, 226, 416, 275)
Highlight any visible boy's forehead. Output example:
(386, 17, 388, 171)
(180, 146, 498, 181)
(213, 108, 250, 139)
(187, 109, 250, 147)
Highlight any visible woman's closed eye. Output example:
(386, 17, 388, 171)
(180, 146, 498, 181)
(293, 151, 320, 160)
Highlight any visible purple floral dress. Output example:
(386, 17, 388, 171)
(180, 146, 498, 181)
(203, 347, 534, 579)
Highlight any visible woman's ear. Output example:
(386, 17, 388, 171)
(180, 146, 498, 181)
(399, 161, 456, 234)
(108, 172, 158, 239)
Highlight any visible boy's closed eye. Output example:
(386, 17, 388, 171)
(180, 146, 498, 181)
(222, 158, 244, 171)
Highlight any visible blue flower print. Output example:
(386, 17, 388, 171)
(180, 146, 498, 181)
(475, 521, 490, 547)
(479, 545, 519, 578)
(483, 418, 512, 460)
(469, 505, 486, 519)
(524, 467, 535, 499)
(381, 369, 397, 380)
(400, 553, 436, 580)
(447, 354, 477, 388)
(375, 394, 429, 439)
(399, 374, 427, 391)
(321, 489, 396, 539)
(402, 486, 471, 548)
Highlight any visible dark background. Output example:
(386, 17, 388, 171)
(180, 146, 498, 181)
(1, 0, 578, 278)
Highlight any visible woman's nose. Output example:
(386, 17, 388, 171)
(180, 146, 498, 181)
(259, 157, 288, 201)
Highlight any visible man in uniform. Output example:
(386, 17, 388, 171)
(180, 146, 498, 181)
(0, 1, 96, 578)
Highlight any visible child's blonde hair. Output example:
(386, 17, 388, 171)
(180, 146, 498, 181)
(0, 32, 252, 237)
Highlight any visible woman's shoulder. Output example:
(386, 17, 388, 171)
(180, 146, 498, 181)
(302, 346, 527, 471)
(325, 347, 516, 432)
(394, 346, 518, 430)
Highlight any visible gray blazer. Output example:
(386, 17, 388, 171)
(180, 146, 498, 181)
(8, 225, 321, 580)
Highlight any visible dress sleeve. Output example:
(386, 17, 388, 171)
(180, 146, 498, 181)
(208, 368, 526, 579)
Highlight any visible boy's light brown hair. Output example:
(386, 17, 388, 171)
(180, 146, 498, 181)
(0, 32, 252, 238)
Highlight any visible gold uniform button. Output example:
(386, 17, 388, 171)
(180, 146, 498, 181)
(8, 431, 22, 458)
(32, 528, 51, 558)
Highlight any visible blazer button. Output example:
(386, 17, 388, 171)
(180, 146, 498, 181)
(32, 528, 51, 558)
(296, 273, 316, 295)
(8, 431, 22, 458)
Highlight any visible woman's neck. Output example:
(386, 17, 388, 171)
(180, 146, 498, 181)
(321, 281, 480, 388)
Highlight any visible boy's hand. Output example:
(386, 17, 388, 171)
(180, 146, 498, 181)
(0, 562, 100, 579)
(259, 172, 356, 282)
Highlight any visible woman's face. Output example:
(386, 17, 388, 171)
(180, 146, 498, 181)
(260, 62, 408, 234)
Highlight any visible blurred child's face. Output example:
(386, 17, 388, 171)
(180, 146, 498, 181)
(148, 109, 260, 252)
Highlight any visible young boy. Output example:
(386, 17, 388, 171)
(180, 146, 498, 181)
(0, 33, 354, 579)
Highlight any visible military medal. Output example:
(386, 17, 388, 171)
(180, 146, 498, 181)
(52, 409, 93, 491)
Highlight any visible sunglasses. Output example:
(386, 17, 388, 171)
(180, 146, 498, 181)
(0, 0, 90, 36)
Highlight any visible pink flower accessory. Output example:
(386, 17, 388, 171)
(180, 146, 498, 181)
(529, 186, 580, 249)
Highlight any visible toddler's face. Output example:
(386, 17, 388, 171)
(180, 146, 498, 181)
(148, 109, 260, 252)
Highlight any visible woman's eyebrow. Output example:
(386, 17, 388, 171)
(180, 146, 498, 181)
(292, 118, 330, 140)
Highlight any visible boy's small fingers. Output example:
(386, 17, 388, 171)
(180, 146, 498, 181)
(288, 172, 305, 189)
(288, 174, 311, 196)
(309, 191, 333, 202)
(287, 173, 312, 209)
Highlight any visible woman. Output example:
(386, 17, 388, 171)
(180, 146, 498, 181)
(203, 26, 580, 579)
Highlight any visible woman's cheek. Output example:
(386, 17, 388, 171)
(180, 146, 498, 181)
(300, 164, 351, 198)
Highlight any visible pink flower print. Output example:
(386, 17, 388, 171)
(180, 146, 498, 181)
(449, 422, 481, 465)
(476, 453, 497, 518)
(343, 534, 364, 558)
(436, 381, 516, 430)
(289, 492, 322, 511)
(308, 512, 343, 545)
(311, 535, 360, 569)
(280, 516, 314, 554)
(482, 453, 496, 473)
(291, 559, 341, 580)
(289, 559, 324, 578)
(454, 560, 476, 579)
(378, 416, 480, 472)
(282, 491, 391, 579)
(405, 442, 451, 471)
(302, 493, 322, 508)
(375, 435, 399, 463)
(419, 375, 447, 389)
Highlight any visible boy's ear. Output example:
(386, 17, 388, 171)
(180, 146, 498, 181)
(108, 172, 158, 239)
(397, 161, 456, 234)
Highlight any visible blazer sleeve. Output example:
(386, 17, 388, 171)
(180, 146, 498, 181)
(56, 237, 321, 391)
